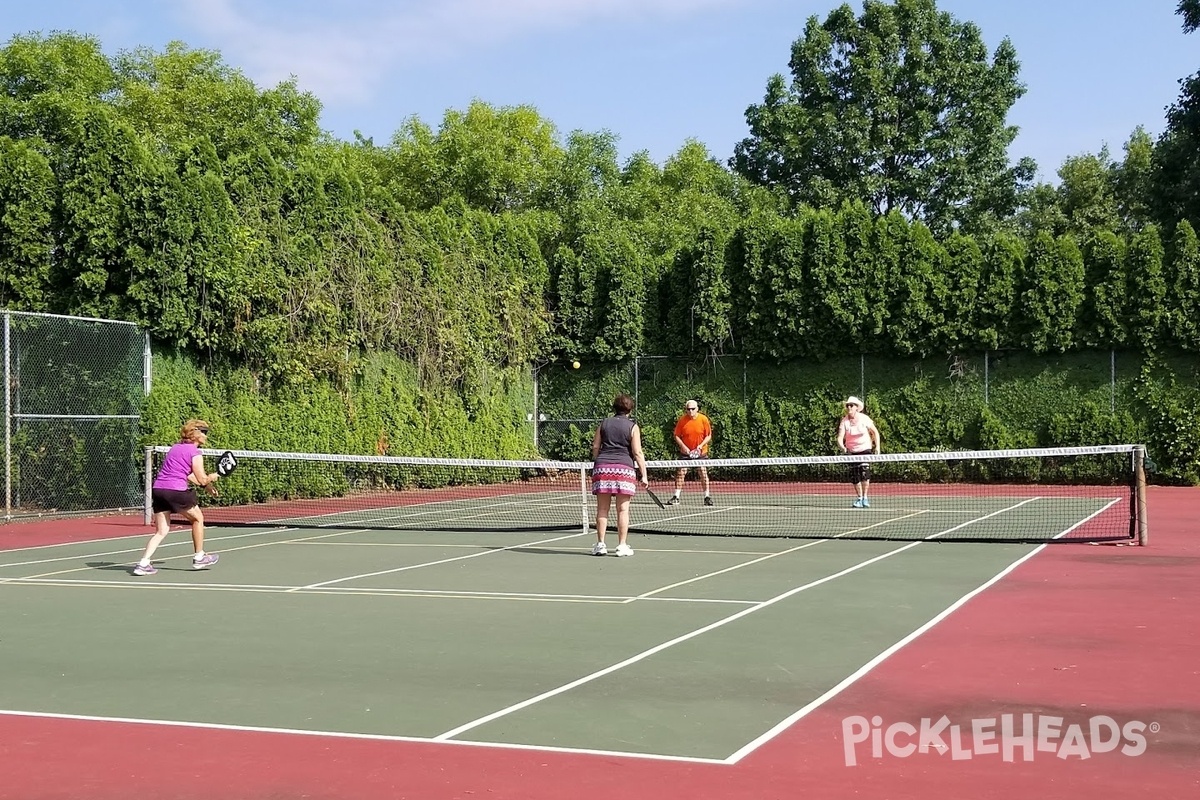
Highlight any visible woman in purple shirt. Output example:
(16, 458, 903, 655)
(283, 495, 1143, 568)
(133, 419, 221, 576)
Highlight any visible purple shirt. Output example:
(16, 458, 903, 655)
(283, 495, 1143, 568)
(153, 442, 199, 490)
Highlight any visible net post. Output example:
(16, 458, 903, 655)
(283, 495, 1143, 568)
(578, 466, 589, 536)
(143, 446, 153, 525)
(3, 311, 10, 521)
(1134, 446, 1148, 546)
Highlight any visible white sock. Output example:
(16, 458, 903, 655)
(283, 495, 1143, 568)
(138, 559, 150, 567)
(193, 551, 206, 560)
(673, 490, 681, 498)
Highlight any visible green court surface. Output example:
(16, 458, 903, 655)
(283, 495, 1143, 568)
(0, 507, 1056, 761)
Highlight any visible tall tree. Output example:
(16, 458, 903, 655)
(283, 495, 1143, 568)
(1167, 220, 1200, 349)
(1180, 0, 1200, 33)
(1055, 149, 1121, 237)
(973, 232, 1023, 350)
(0, 138, 55, 309)
(732, 0, 1035, 234)
(1152, 2, 1200, 225)
(1076, 230, 1127, 348)
(385, 101, 563, 214)
(1126, 224, 1167, 350)
(1015, 232, 1084, 353)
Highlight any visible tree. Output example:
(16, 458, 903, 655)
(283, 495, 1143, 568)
(1152, 3, 1200, 225)
(1114, 127, 1154, 230)
(887, 219, 949, 355)
(1015, 232, 1084, 353)
(1180, 0, 1200, 33)
(1126, 224, 1166, 350)
(1055, 149, 1121, 237)
(732, 0, 1034, 234)
(1167, 220, 1200, 349)
(974, 232, 1023, 350)
(385, 101, 563, 214)
(0, 138, 55, 309)
(1076, 231, 1127, 348)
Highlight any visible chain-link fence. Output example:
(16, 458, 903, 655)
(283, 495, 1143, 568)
(533, 350, 1144, 461)
(3, 311, 149, 519)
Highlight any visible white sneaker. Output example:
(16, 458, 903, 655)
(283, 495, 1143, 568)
(591, 542, 608, 556)
(614, 543, 634, 557)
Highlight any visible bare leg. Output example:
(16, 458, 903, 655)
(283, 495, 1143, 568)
(595, 494, 612, 543)
(183, 506, 206, 555)
(615, 495, 632, 546)
(699, 466, 710, 496)
(138, 511, 173, 564)
(673, 468, 687, 498)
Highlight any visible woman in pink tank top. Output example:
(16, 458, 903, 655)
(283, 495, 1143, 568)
(836, 396, 881, 508)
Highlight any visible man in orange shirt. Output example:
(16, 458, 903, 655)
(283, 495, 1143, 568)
(669, 400, 713, 506)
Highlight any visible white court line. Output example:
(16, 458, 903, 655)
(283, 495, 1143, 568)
(0, 491, 587, 579)
(432, 497, 1039, 741)
(239, 491, 581, 529)
(1, 497, 1113, 765)
(0, 492, 571, 563)
(3, 527, 399, 581)
(293, 531, 589, 590)
(0, 710, 726, 765)
(723, 496, 1119, 763)
(2, 578, 759, 605)
(625, 511, 931, 603)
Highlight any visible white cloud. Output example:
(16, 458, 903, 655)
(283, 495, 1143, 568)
(180, 0, 739, 104)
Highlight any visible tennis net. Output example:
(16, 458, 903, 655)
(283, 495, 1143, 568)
(145, 444, 1148, 544)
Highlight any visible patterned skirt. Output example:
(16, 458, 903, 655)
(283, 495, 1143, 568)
(591, 463, 638, 496)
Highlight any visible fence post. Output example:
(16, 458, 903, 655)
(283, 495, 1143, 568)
(634, 356, 640, 413)
(984, 351, 990, 405)
(531, 365, 540, 449)
(1110, 350, 1116, 414)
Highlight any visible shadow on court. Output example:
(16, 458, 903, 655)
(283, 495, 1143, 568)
(85, 561, 214, 573)
(486, 546, 593, 557)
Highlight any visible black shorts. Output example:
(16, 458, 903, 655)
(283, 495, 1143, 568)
(848, 451, 872, 484)
(151, 487, 199, 514)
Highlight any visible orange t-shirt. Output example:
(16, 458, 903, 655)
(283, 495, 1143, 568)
(674, 414, 712, 453)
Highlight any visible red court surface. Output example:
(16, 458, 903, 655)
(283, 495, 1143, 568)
(1, 486, 1196, 800)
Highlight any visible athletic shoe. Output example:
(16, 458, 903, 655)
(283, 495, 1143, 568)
(614, 543, 634, 557)
(191, 553, 220, 569)
(591, 542, 608, 556)
(703, 496, 714, 506)
(852, 498, 865, 508)
(132, 563, 157, 576)
(666, 496, 680, 506)
(862, 498, 871, 508)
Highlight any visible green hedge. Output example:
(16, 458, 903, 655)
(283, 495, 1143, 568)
(140, 349, 540, 505)
(536, 349, 1195, 484)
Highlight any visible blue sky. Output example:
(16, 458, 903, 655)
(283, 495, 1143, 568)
(4, 0, 1196, 182)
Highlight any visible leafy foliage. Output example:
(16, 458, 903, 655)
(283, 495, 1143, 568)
(732, 0, 1034, 235)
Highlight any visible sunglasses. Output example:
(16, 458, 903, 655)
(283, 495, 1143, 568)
(196, 428, 209, 434)
(685, 406, 698, 411)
